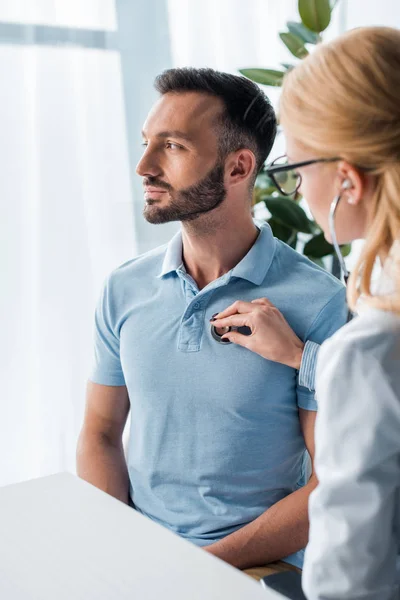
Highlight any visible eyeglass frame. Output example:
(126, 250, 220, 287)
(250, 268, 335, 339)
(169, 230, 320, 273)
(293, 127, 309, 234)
(265, 155, 342, 196)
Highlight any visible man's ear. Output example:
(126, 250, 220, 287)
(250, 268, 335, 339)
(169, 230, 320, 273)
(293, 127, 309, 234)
(225, 149, 256, 187)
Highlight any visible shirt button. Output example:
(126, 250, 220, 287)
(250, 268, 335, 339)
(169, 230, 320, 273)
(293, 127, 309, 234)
(193, 302, 200, 309)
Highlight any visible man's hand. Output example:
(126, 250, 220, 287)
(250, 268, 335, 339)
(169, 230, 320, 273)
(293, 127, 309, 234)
(211, 298, 305, 370)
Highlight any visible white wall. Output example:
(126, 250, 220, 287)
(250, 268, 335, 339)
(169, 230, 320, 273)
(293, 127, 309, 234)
(345, 0, 400, 28)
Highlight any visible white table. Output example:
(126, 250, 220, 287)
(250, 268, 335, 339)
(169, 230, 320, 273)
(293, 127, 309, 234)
(0, 473, 284, 599)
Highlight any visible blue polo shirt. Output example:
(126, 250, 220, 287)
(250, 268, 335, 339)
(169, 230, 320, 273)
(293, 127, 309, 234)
(90, 223, 347, 568)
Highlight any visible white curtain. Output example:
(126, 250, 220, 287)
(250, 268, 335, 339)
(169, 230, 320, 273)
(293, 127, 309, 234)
(0, 1, 135, 486)
(0, 0, 117, 28)
(167, 0, 400, 76)
(167, 0, 347, 105)
(168, 0, 296, 108)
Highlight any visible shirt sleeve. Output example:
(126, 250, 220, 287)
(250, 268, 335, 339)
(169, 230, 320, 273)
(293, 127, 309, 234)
(298, 340, 320, 392)
(303, 330, 400, 600)
(296, 286, 347, 410)
(89, 275, 126, 386)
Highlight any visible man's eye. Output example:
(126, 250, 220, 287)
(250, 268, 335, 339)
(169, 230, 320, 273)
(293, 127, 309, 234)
(166, 142, 181, 150)
(141, 142, 148, 147)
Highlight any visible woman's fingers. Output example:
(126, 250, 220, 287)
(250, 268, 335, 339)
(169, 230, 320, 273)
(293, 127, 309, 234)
(211, 314, 252, 330)
(221, 330, 252, 348)
(212, 298, 275, 322)
(251, 297, 275, 308)
(211, 296, 304, 369)
(211, 300, 254, 320)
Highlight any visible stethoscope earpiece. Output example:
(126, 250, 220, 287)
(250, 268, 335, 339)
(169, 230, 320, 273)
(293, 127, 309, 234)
(342, 179, 353, 191)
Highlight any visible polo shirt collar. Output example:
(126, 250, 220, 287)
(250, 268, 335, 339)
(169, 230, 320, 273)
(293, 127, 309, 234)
(230, 222, 276, 285)
(157, 230, 183, 277)
(157, 222, 276, 286)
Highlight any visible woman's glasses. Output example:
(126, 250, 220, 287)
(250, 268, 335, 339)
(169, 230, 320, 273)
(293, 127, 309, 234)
(265, 155, 341, 196)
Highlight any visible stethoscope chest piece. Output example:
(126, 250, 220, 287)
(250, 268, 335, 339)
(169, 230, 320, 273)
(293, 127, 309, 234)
(211, 324, 232, 344)
(210, 324, 252, 344)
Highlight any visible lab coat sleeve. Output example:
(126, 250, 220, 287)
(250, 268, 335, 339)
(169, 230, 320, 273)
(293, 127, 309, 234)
(303, 328, 400, 600)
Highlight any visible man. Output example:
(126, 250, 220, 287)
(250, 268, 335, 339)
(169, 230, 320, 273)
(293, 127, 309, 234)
(77, 68, 347, 579)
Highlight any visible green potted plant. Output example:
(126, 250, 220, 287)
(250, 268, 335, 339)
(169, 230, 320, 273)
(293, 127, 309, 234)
(240, 0, 350, 275)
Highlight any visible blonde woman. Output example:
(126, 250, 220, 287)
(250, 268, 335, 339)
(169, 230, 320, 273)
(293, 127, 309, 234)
(212, 27, 400, 598)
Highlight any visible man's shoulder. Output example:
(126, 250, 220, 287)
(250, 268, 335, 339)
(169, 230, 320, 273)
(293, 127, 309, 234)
(266, 238, 347, 338)
(107, 242, 169, 287)
(273, 238, 345, 298)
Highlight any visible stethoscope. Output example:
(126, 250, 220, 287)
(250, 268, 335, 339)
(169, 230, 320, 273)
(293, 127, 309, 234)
(329, 189, 351, 285)
(211, 187, 352, 343)
(211, 322, 252, 344)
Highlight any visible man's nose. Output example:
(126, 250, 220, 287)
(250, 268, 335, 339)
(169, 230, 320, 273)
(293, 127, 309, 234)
(136, 149, 162, 178)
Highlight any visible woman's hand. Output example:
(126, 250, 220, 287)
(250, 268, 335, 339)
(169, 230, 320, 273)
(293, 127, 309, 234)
(211, 298, 305, 370)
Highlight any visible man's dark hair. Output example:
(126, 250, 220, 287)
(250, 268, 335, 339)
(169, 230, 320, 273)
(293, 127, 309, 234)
(154, 67, 277, 183)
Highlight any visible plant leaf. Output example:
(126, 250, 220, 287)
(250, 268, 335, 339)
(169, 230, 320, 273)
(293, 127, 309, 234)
(263, 196, 314, 233)
(288, 232, 298, 249)
(267, 218, 295, 244)
(341, 244, 351, 257)
(303, 232, 334, 258)
(304, 233, 352, 259)
(287, 21, 320, 44)
(298, 0, 331, 33)
(279, 32, 309, 59)
(309, 257, 326, 268)
(280, 62, 295, 71)
(253, 186, 276, 205)
(239, 68, 285, 87)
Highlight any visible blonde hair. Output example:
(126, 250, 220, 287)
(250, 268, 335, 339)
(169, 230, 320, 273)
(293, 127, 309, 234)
(279, 26, 400, 314)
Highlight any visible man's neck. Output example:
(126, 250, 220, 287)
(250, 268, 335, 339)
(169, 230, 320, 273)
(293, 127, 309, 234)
(181, 211, 259, 290)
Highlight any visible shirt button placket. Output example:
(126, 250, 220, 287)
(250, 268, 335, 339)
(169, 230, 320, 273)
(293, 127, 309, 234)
(178, 290, 210, 352)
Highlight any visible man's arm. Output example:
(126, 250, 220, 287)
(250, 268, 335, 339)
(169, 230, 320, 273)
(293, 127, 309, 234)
(204, 409, 317, 569)
(76, 381, 130, 504)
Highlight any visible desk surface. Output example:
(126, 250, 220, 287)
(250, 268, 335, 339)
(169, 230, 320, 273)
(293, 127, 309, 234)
(0, 473, 284, 599)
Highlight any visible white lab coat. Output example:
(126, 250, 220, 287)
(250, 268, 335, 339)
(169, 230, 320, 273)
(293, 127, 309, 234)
(303, 245, 400, 600)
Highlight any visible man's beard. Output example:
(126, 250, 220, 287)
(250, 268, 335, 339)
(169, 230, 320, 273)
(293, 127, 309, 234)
(143, 161, 227, 224)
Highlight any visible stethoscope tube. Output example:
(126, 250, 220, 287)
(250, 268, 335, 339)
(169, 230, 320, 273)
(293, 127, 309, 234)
(329, 193, 354, 322)
(329, 193, 350, 285)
